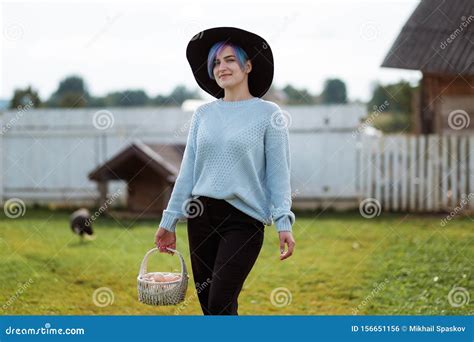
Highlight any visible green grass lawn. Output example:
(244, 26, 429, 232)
(0, 209, 472, 315)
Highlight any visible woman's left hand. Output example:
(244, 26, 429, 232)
(278, 231, 295, 260)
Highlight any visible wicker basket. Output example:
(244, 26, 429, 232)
(137, 247, 189, 306)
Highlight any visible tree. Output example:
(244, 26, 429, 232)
(282, 84, 315, 105)
(88, 96, 106, 107)
(10, 86, 41, 109)
(104, 90, 149, 107)
(321, 79, 347, 104)
(41, 76, 202, 108)
(47, 75, 90, 108)
(368, 81, 414, 113)
(151, 94, 170, 106)
(168, 85, 200, 106)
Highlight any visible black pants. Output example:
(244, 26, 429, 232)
(187, 195, 265, 315)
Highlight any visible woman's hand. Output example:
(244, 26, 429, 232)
(154, 227, 176, 255)
(279, 231, 295, 260)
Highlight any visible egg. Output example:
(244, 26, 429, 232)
(141, 273, 182, 283)
(153, 274, 165, 282)
(165, 275, 181, 282)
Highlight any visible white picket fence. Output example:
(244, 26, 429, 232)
(358, 134, 474, 212)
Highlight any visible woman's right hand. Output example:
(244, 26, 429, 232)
(154, 227, 176, 254)
(279, 231, 295, 261)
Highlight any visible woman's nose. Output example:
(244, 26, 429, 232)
(218, 61, 228, 72)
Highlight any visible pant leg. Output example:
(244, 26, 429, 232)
(187, 196, 220, 315)
(207, 200, 265, 315)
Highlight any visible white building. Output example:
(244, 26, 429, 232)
(0, 103, 370, 211)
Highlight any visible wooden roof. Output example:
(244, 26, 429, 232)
(382, 0, 473, 75)
(88, 140, 185, 182)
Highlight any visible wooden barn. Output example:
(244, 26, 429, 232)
(382, 0, 473, 134)
(88, 141, 185, 219)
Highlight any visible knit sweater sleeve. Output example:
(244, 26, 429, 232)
(264, 107, 296, 232)
(158, 108, 200, 232)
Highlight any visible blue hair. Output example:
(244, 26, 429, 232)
(207, 41, 249, 80)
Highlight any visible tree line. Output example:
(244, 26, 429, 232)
(9, 75, 416, 132)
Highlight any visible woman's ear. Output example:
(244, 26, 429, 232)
(246, 60, 252, 74)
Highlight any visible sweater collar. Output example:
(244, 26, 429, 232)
(216, 97, 260, 108)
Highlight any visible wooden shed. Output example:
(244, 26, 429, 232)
(382, 0, 473, 134)
(88, 141, 185, 219)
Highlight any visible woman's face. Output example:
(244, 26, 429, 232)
(213, 45, 251, 90)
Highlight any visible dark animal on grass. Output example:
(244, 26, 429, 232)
(70, 208, 94, 242)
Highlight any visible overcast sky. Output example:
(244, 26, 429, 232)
(1, 0, 422, 102)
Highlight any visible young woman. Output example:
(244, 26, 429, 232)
(154, 27, 296, 315)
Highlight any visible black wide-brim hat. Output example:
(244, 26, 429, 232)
(186, 27, 274, 99)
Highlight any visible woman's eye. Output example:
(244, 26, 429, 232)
(214, 59, 235, 65)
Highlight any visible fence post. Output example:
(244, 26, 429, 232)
(469, 137, 474, 211)
(441, 135, 449, 210)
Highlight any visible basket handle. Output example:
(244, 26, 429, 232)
(138, 247, 187, 281)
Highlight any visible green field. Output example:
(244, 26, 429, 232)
(0, 209, 472, 315)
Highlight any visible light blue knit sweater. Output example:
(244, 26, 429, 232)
(158, 96, 295, 233)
